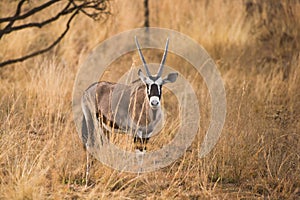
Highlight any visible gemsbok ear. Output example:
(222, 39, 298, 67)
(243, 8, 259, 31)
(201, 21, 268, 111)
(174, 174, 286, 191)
(162, 72, 178, 84)
(138, 69, 147, 83)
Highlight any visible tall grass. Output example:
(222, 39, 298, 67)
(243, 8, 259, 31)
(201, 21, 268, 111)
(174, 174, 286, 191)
(0, 0, 299, 199)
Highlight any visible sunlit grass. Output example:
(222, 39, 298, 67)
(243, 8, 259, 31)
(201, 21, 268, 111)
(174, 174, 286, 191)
(0, 0, 299, 199)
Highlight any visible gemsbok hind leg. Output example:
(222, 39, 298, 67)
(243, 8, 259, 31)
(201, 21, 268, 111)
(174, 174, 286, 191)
(81, 91, 96, 188)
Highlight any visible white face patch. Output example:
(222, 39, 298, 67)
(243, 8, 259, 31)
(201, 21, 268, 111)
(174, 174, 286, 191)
(154, 78, 162, 95)
(145, 78, 154, 95)
(155, 77, 163, 85)
(149, 96, 160, 108)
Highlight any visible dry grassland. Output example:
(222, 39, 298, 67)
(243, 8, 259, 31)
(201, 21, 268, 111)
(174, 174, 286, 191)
(0, 0, 299, 199)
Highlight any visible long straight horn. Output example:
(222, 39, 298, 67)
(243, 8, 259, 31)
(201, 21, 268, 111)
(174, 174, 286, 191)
(135, 36, 151, 76)
(157, 38, 169, 77)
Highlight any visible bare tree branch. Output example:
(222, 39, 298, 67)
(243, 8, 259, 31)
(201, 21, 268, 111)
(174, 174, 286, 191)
(144, 0, 149, 27)
(1, 0, 27, 40)
(0, 0, 60, 23)
(0, 0, 110, 68)
(0, 1, 73, 37)
(0, 10, 78, 68)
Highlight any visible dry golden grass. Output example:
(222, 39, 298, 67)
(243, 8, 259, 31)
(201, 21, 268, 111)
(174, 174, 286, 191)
(1, 0, 300, 199)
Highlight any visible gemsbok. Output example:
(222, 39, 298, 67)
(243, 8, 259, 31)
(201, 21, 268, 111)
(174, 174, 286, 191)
(81, 37, 178, 152)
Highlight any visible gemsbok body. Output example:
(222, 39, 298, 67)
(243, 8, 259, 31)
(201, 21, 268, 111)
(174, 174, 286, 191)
(81, 37, 178, 151)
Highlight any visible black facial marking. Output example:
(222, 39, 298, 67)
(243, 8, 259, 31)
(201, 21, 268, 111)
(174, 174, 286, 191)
(146, 84, 150, 94)
(159, 85, 162, 95)
(149, 84, 161, 99)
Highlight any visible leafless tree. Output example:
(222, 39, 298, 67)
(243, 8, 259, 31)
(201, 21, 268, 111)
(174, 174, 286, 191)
(0, 0, 110, 68)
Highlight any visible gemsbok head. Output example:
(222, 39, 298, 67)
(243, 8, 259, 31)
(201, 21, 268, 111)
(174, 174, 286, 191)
(81, 37, 178, 152)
